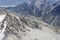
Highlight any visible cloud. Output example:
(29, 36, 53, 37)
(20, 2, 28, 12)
(0, 0, 26, 5)
(0, 5, 17, 7)
(0, 0, 26, 7)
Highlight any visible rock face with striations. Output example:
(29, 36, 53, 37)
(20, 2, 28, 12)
(0, 8, 60, 40)
(5, 0, 60, 29)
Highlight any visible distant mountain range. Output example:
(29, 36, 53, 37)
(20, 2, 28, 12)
(5, 0, 60, 29)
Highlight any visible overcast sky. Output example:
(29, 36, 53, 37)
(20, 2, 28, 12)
(0, 0, 25, 7)
(0, 0, 59, 7)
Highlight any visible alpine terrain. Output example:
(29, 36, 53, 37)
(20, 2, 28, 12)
(0, 8, 59, 40)
(5, 0, 60, 30)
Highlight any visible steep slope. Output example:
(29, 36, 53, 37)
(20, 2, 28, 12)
(0, 8, 59, 40)
(5, 0, 60, 29)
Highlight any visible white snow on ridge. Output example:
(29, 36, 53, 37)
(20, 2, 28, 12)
(0, 14, 6, 40)
(0, 21, 8, 40)
(0, 15, 6, 22)
(34, 0, 41, 8)
(34, 0, 44, 8)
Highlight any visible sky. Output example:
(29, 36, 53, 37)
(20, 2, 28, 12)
(0, 0, 26, 7)
(0, 0, 59, 7)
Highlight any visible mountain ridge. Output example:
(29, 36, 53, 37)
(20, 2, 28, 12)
(5, 0, 60, 29)
(0, 8, 59, 40)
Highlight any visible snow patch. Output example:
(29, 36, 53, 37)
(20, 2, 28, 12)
(21, 26, 57, 40)
(0, 15, 7, 40)
(34, 0, 44, 8)
(0, 15, 6, 22)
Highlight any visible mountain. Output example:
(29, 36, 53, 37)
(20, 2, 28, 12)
(0, 8, 60, 40)
(5, 0, 60, 29)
